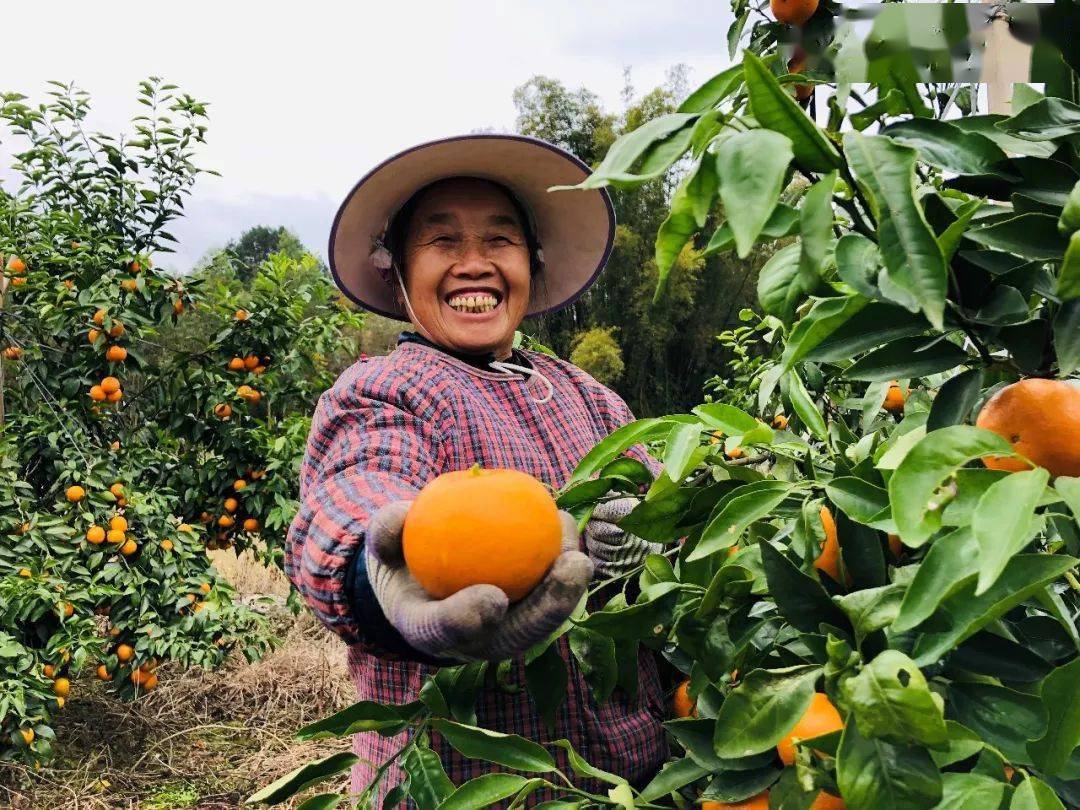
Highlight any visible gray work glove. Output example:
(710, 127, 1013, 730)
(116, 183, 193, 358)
(583, 495, 663, 579)
(365, 501, 592, 662)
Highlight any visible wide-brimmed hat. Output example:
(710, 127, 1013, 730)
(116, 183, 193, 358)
(328, 134, 615, 322)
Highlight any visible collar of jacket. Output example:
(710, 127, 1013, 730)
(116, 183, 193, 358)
(396, 330, 533, 371)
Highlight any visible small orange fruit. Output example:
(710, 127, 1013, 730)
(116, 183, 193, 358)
(101, 376, 121, 395)
(673, 679, 697, 718)
(243, 354, 259, 370)
(228, 357, 245, 371)
(2, 346, 22, 360)
(199, 582, 211, 594)
(93, 308, 107, 325)
(110, 515, 128, 532)
(7, 256, 26, 274)
(235, 309, 250, 321)
(813, 506, 851, 586)
(402, 466, 562, 601)
(43, 664, 56, 678)
(109, 483, 125, 498)
(214, 403, 232, 419)
(108, 627, 120, 638)
(120, 539, 138, 556)
(106, 389, 123, 403)
(65, 485, 86, 502)
(89, 385, 107, 401)
(106, 529, 126, 544)
(88, 328, 102, 343)
(161, 539, 174, 552)
(811, 792, 845, 809)
(9, 276, 27, 286)
(56, 696, 66, 709)
(218, 515, 234, 528)
(223, 497, 238, 513)
(178, 523, 193, 532)
(233, 479, 247, 491)
(53, 677, 70, 698)
(129, 260, 141, 273)
(116, 496, 127, 507)
(19, 728, 34, 745)
(887, 533, 902, 559)
(701, 794, 769, 810)
(86, 525, 106, 544)
(976, 378, 1080, 479)
(143, 674, 159, 690)
(883, 381, 907, 415)
(250, 469, 266, 480)
(787, 46, 814, 102)
(726, 446, 745, 460)
(771, 414, 789, 430)
(120, 278, 137, 292)
(61, 602, 74, 618)
(18, 567, 32, 577)
(116, 644, 134, 662)
(243, 518, 260, 532)
(777, 692, 844, 766)
(770, 0, 818, 25)
(106, 345, 128, 362)
(186, 593, 197, 603)
(253, 365, 266, 375)
(173, 298, 185, 314)
(107, 321, 124, 337)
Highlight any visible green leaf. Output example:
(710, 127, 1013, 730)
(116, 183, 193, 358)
(637, 757, 709, 803)
(786, 371, 827, 442)
(760, 541, 851, 633)
(882, 119, 1008, 176)
(701, 764, 783, 803)
(843, 336, 970, 382)
(893, 527, 978, 632)
(826, 478, 890, 528)
(1059, 180, 1080, 235)
(551, 739, 627, 788)
(246, 752, 359, 805)
(568, 418, 675, 486)
(654, 156, 718, 297)
(568, 626, 617, 704)
(998, 97, 1080, 141)
(833, 583, 905, 639)
(717, 129, 794, 258)
(1027, 658, 1080, 776)
(912, 554, 1079, 665)
(953, 115, 1056, 159)
(576, 584, 680, 639)
(948, 682, 1046, 766)
(938, 199, 986, 263)
(927, 369, 984, 431)
(430, 719, 555, 773)
(972, 468, 1050, 594)
(805, 302, 927, 363)
(1054, 300, 1080, 375)
(436, 774, 528, 810)
(294, 794, 342, 810)
(1059, 232, 1080, 301)
(557, 113, 698, 190)
(678, 65, 744, 114)
(933, 773, 1008, 810)
(1011, 776, 1067, 810)
(712, 665, 821, 758)
(843, 132, 948, 328)
(967, 214, 1069, 260)
(843, 650, 947, 747)
(742, 51, 841, 172)
(889, 425, 1013, 547)
(836, 717, 943, 809)
(663, 422, 706, 483)
(524, 643, 567, 733)
(403, 745, 455, 810)
(758, 243, 816, 323)
(296, 700, 422, 739)
(690, 483, 793, 561)
(704, 204, 798, 256)
(833, 232, 883, 299)
(798, 172, 837, 289)
(691, 402, 773, 442)
(1055, 476, 1080, 521)
(783, 296, 869, 371)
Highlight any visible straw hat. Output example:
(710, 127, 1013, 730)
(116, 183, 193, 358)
(328, 134, 615, 322)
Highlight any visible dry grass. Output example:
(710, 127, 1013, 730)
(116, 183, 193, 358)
(0, 548, 356, 809)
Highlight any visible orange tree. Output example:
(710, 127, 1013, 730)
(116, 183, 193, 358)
(252, 18, 1080, 810)
(0, 79, 361, 765)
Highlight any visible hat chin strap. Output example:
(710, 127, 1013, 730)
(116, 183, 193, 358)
(393, 263, 555, 405)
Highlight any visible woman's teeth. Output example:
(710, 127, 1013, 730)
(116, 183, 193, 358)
(448, 294, 498, 313)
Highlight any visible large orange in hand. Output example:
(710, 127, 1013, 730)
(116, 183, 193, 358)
(777, 692, 844, 765)
(976, 378, 1080, 479)
(402, 466, 562, 602)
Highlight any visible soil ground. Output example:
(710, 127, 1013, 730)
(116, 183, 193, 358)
(0, 549, 356, 809)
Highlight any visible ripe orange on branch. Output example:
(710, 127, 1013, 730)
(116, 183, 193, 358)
(402, 466, 562, 601)
(65, 485, 86, 503)
(86, 525, 106, 545)
(770, 0, 818, 25)
(101, 377, 121, 395)
(813, 506, 850, 586)
(106, 345, 128, 362)
(702, 793, 770, 809)
(883, 381, 907, 414)
(976, 378, 1080, 478)
(6, 256, 26, 274)
(673, 679, 697, 718)
(777, 692, 844, 765)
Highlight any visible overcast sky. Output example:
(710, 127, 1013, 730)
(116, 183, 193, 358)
(2, 1, 733, 272)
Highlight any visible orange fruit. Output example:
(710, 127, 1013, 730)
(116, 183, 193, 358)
(110, 441, 120, 450)
(882, 381, 907, 414)
(7, 256, 26, 274)
(771, 414, 789, 430)
(106, 389, 123, 403)
(131, 668, 151, 687)
(233, 478, 247, 491)
(243, 518, 259, 532)
(2, 346, 22, 360)
(109, 483, 125, 498)
(143, 674, 159, 690)
(101, 376, 121, 395)
(199, 582, 211, 594)
(56, 696, 66, 709)
(244, 354, 259, 370)
(65, 485, 86, 502)
(228, 357, 245, 371)
(770, 0, 818, 25)
(43, 664, 56, 678)
(178, 523, 193, 532)
(726, 446, 745, 460)
(93, 308, 107, 325)
(253, 365, 266, 375)
(813, 506, 850, 586)
(108, 627, 120, 638)
(89, 385, 106, 401)
(777, 692, 844, 766)
(223, 497, 238, 513)
(173, 298, 184, 314)
(18, 567, 31, 577)
(811, 792, 845, 809)
(9, 276, 27, 286)
(120, 278, 137, 292)
(108, 321, 124, 337)
(186, 593, 197, 603)
(250, 469, 266, 480)
(116, 643, 134, 662)
(976, 379, 1080, 479)
(110, 515, 128, 532)
(887, 533, 902, 559)
(106, 345, 127, 362)
(402, 466, 562, 601)
(120, 539, 138, 556)
(161, 539, 174, 552)
(214, 403, 232, 419)
(787, 46, 814, 102)
(106, 529, 126, 544)
(217, 515, 234, 528)
(709, 430, 724, 445)
(673, 679, 697, 718)
(236, 309, 250, 321)
(129, 260, 141, 273)
(88, 328, 102, 343)
(117, 497, 128, 507)
(19, 728, 34, 745)
(61, 602, 74, 618)
(53, 677, 70, 698)
(86, 525, 106, 544)
(702, 794, 769, 810)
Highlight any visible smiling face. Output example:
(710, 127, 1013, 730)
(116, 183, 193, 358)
(395, 177, 532, 358)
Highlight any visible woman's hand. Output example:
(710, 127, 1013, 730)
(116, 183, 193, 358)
(583, 494, 662, 580)
(364, 501, 592, 662)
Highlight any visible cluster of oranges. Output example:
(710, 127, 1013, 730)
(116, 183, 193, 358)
(198, 471, 264, 549)
(4, 254, 28, 287)
(217, 351, 267, 417)
(97, 655, 159, 692)
(118, 258, 148, 294)
(2, 345, 22, 360)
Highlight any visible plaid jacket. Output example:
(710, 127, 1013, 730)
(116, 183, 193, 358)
(285, 340, 669, 804)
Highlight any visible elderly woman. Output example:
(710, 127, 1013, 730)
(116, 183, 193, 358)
(285, 134, 669, 803)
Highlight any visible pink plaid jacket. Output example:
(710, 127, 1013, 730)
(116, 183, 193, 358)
(285, 340, 669, 804)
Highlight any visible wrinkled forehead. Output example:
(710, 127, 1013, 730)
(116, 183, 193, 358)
(407, 177, 525, 233)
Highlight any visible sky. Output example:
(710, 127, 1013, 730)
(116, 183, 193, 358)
(1, 1, 734, 272)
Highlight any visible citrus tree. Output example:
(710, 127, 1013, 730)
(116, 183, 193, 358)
(251, 8, 1080, 808)
(0, 79, 360, 766)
